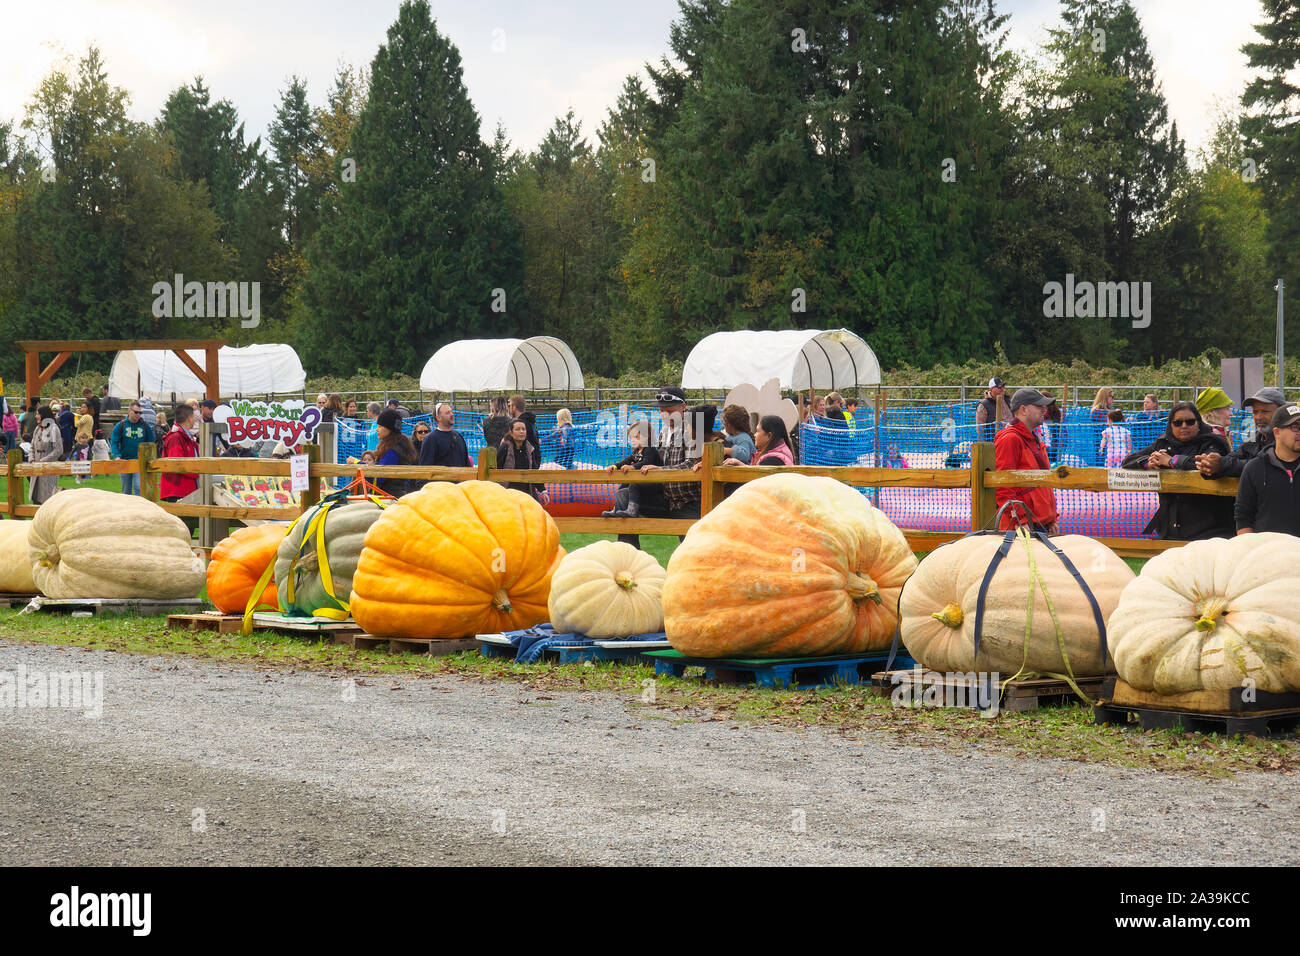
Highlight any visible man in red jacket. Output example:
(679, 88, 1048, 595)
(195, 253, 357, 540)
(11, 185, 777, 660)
(994, 388, 1060, 533)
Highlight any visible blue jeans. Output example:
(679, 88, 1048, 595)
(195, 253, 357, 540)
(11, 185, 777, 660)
(120, 472, 140, 495)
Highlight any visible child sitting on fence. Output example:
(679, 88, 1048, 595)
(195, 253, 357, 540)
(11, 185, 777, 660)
(1098, 409, 1133, 467)
(603, 419, 662, 519)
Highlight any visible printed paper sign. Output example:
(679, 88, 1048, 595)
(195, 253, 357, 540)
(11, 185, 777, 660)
(289, 455, 310, 492)
(1107, 469, 1161, 491)
(70, 459, 91, 475)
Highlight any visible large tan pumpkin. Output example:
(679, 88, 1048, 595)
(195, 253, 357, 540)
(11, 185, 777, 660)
(27, 488, 205, 599)
(350, 481, 564, 639)
(548, 540, 665, 638)
(1109, 533, 1300, 694)
(899, 532, 1134, 676)
(662, 473, 917, 658)
(0, 521, 37, 593)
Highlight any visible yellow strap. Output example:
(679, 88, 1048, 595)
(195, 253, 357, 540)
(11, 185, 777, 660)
(241, 557, 279, 636)
(285, 501, 333, 613)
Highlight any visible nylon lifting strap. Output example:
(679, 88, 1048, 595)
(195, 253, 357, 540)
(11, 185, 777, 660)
(971, 529, 1019, 665)
(240, 501, 318, 636)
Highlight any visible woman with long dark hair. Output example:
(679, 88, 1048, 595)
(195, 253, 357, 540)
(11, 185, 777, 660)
(751, 415, 795, 466)
(372, 408, 417, 497)
(497, 418, 549, 504)
(1121, 401, 1234, 540)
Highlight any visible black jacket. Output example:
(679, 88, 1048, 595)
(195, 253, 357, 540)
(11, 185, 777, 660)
(416, 427, 470, 490)
(497, 438, 544, 499)
(482, 415, 513, 451)
(1122, 407, 1234, 540)
(1206, 430, 1273, 479)
(1235, 448, 1300, 535)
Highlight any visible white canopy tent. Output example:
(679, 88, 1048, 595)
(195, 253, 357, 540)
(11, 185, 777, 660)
(419, 337, 585, 392)
(108, 344, 306, 400)
(681, 329, 881, 391)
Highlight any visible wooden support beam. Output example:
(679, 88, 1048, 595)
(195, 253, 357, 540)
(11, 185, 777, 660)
(205, 345, 220, 401)
(171, 348, 207, 385)
(983, 467, 1238, 497)
(699, 442, 725, 515)
(969, 441, 997, 531)
(138, 443, 159, 502)
(6, 449, 22, 516)
(300, 444, 321, 511)
(476, 446, 495, 482)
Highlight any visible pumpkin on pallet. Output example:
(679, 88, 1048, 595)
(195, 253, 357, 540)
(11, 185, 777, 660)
(206, 523, 288, 614)
(27, 488, 205, 599)
(898, 527, 1134, 678)
(0, 521, 38, 594)
(272, 497, 388, 620)
(548, 540, 665, 638)
(350, 481, 564, 639)
(662, 473, 917, 658)
(1109, 532, 1300, 695)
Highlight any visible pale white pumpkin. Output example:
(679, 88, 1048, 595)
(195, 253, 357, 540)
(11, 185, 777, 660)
(0, 521, 37, 593)
(548, 540, 666, 638)
(1109, 533, 1300, 694)
(900, 533, 1134, 676)
(27, 488, 205, 599)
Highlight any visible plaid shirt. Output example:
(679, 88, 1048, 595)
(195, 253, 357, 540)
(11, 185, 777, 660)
(656, 424, 700, 511)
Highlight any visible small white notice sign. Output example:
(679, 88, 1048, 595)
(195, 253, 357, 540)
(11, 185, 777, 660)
(69, 459, 91, 475)
(290, 454, 310, 492)
(1107, 469, 1160, 491)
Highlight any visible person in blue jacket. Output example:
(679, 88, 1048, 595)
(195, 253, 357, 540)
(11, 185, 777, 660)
(109, 401, 155, 495)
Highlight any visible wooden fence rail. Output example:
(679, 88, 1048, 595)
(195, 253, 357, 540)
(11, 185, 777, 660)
(1, 443, 1239, 558)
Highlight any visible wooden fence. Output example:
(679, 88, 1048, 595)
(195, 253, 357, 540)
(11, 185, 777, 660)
(2, 443, 1237, 559)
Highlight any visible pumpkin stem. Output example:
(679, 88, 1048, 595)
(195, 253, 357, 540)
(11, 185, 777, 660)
(846, 572, 882, 605)
(1194, 596, 1229, 632)
(492, 589, 513, 613)
(931, 603, 963, 628)
(614, 571, 637, 590)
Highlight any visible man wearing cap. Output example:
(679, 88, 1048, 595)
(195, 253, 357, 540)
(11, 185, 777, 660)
(993, 388, 1059, 533)
(618, 386, 701, 550)
(198, 399, 230, 456)
(1235, 403, 1300, 536)
(1197, 387, 1285, 479)
(387, 397, 412, 419)
(976, 378, 1011, 442)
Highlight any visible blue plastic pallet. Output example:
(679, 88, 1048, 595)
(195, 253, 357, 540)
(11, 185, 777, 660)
(644, 649, 917, 689)
(479, 641, 652, 665)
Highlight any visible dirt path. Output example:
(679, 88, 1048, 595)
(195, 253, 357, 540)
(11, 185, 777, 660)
(0, 642, 1294, 865)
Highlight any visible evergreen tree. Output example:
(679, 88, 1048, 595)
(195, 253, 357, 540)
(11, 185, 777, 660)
(301, 0, 523, 374)
(1243, 0, 1300, 356)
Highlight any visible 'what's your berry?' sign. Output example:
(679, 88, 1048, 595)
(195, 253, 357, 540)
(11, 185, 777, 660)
(213, 399, 321, 447)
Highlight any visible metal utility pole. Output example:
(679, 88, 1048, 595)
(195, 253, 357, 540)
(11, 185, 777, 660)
(1277, 279, 1286, 388)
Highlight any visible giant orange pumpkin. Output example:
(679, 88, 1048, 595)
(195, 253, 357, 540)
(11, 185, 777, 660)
(206, 523, 287, 613)
(662, 473, 917, 657)
(349, 481, 564, 639)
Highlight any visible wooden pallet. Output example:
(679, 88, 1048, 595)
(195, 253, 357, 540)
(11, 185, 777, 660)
(387, 637, 478, 657)
(870, 668, 1108, 713)
(478, 639, 656, 664)
(646, 649, 913, 689)
(0, 592, 39, 610)
(20, 597, 208, 617)
(1095, 678, 1300, 736)
(167, 612, 244, 634)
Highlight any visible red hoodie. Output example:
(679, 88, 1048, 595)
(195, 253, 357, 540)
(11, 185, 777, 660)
(160, 424, 199, 499)
(993, 419, 1058, 529)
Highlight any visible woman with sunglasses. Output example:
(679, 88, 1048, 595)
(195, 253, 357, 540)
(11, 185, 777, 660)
(1121, 401, 1234, 540)
(412, 422, 431, 454)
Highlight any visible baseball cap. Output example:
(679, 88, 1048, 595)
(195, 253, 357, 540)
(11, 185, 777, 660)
(656, 386, 687, 406)
(1245, 387, 1287, 408)
(988, 377, 1005, 389)
(199, 399, 218, 409)
(387, 398, 400, 406)
(1009, 387, 1053, 411)
(1270, 404, 1300, 429)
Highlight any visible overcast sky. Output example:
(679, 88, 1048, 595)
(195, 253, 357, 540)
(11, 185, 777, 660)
(1, 0, 1268, 161)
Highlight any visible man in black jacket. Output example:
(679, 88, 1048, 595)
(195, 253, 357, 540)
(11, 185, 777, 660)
(418, 401, 470, 471)
(508, 394, 540, 450)
(1197, 386, 1285, 479)
(1236, 403, 1300, 536)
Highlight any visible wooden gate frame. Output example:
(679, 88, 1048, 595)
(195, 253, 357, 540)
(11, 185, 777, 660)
(17, 339, 226, 407)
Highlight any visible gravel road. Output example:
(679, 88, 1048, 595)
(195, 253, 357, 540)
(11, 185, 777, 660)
(0, 642, 1295, 866)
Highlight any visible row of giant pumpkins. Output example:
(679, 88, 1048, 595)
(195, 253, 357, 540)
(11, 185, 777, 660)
(2, 477, 1298, 696)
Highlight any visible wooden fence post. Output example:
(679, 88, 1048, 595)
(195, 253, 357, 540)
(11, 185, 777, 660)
(138, 443, 160, 503)
(477, 445, 495, 482)
(970, 440, 997, 531)
(699, 441, 725, 515)
(300, 444, 321, 513)
(6, 448, 22, 516)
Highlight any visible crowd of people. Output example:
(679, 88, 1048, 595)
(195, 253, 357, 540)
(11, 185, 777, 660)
(992, 384, 1300, 539)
